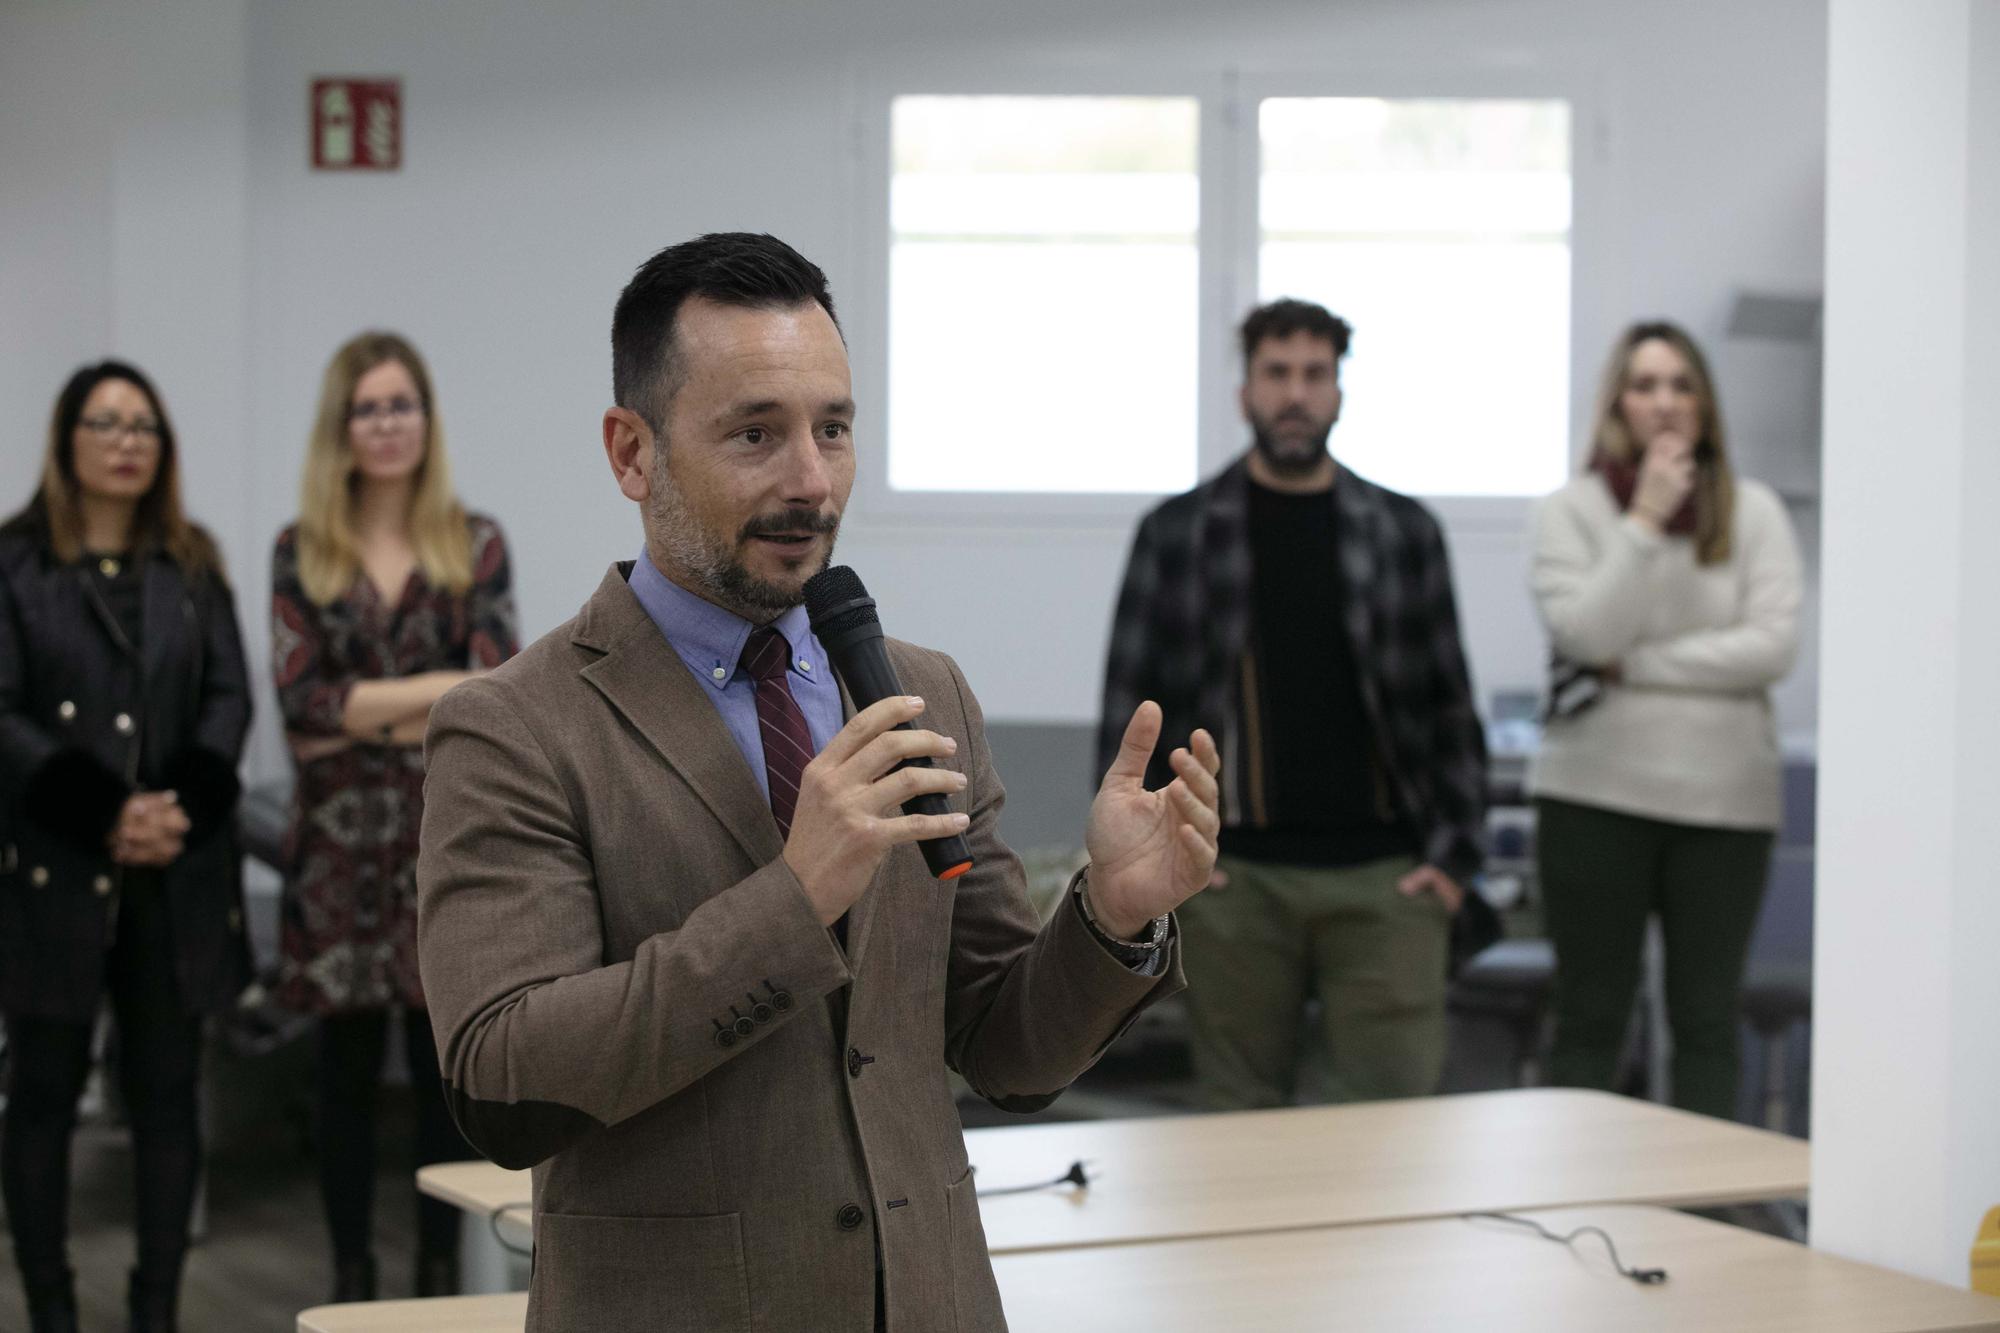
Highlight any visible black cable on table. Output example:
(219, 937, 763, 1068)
(1464, 1211, 1668, 1285)
(974, 1159, 1093, 1198)
(488, 1201, 535, 1257)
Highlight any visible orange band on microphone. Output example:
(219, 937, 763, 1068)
(938, 861, 972, 881)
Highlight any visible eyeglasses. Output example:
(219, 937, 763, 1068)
(77, 415, 163, 444)
(347, 397, 424, 425)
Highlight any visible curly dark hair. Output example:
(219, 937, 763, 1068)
(1238, 298, 1352, 371)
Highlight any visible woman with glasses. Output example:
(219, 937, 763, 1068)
(0, 361, 252, 1332)
(1529, 321, 1802, 1119)
(272, 332, 517, 1302)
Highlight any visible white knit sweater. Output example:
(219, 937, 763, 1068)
(1527, 473, 1803, 831)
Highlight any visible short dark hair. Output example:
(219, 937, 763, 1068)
(1238, 298, 1352, 370)
(612, 232, 841, 430)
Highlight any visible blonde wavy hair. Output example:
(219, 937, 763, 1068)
(295, 332, 470, 604)
(1588, 320, 1736, 566)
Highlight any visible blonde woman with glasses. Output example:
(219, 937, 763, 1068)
(1, 361, 251, 1332)
(1528, 320, 1802, 1120)
(271, 332, 517, 1302)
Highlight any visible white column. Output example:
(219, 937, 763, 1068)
(1813, 0, 2000, 1287)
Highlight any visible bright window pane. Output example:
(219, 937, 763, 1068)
(890, 96, 1199, 493)
(1259, 98, 1571, 497)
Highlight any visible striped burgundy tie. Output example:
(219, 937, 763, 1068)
(741, 627, 815, 837)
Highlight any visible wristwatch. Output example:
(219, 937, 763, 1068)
(1072, 866, 1170, 960)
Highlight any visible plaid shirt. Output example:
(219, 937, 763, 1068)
(1098, 457, 1487, 886)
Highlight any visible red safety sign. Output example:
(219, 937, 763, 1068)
(311, 79, 402, 171)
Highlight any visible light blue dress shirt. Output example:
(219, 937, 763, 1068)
(626, 550, 844, 800)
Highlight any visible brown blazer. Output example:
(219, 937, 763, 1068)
(417, 565, 1182, 1332)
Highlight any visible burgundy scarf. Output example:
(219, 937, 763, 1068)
(1589, 448, 1697, 536)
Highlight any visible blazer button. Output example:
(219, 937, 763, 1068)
(733, 1015, 756, 1037)
(848, 1047, 863, 1078)
(114, 712, 135, 735)
(714, 1027, 738, 1050)
(836, 1203, 866, 1232)
(750, 1001, 774, 1024)
(92, 874, 113, 896)
(771, 989, 793, 1012)
(30, 866, 49, 888)
(57, 700, 77, 723)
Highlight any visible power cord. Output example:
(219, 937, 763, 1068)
(1464, 1212, 1668, 1285)
(488, 1201, 535, 1257)
(974, 1159, 1093, 1198)
(486, 1160, 1104, 1248)
(486, 1161, 1094, 1251)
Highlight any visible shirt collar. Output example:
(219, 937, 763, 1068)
(627, 548, 823, 692)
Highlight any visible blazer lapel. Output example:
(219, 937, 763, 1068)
(1198, 462, 1253, 728)
(1333, 467, 1386, 722)
(139, 556, 182, 688)
(1195, 462, 1253, 821)
(573, 567, 784, 870)
(826, 672, 887, 980)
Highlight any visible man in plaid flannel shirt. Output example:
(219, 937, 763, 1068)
(1098, 298, 1488, 1108)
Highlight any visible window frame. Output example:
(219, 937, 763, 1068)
(850, 61, 1610, 534)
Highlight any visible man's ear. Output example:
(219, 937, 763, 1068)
(603, 406, 654, 503)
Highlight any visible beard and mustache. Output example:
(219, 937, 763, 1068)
(1248, 403, 1338, 478)
(649, 476, 841, 622)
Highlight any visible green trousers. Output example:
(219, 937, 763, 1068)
(1176, 853, 1449, 1109)
(1535, 797, 1774, 1120)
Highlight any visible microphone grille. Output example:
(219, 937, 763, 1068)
(803, 565, 878, 636)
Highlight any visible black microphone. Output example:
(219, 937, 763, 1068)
(803, 566, 974, 882)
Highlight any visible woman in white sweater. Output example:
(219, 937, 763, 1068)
(1528, 320, 1802, 1118)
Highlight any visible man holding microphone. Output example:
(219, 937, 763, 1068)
(416, 232, 1218, 1331)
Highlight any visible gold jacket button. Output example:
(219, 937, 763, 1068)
(58, 700, 77, 722)
(30, 866, 50, 888)
(114, 712, 135, 734)
(93, 874, 113, 896)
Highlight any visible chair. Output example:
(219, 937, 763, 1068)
(1449, 939, 1556, 1087)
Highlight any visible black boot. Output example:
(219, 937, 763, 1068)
(332, 1253, 377, 1303)
(415, 1249, 459, 1297)
(127, 1265, 181, 1333)
(24, 1275, 79, 1333)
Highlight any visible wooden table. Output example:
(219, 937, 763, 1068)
(421, 1160, 534, 1242)
(297, 1292, 525, 1332)
(992, 1206, 2000, 1332)
(417, 1161, 533, 1294)
(297, 1208, 2000, 1332)
(966, 1087, 1807, 1253)
(418, 1088, 1809, 1258)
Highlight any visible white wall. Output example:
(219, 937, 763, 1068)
(0, 0, 252, 554)
(1812, 0, 2000, 1288)
(1, 0, 1827, 784)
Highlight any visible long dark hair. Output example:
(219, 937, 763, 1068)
(5, 360, 222, 578)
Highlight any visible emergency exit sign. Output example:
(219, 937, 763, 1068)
(311, 78, 402, 170)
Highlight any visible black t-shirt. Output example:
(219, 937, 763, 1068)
(1219, 481, 1413, 868)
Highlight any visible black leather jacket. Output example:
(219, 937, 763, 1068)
(0, 515, 252, 1020)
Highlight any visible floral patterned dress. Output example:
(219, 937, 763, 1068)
(270, 514, 518, 1013)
